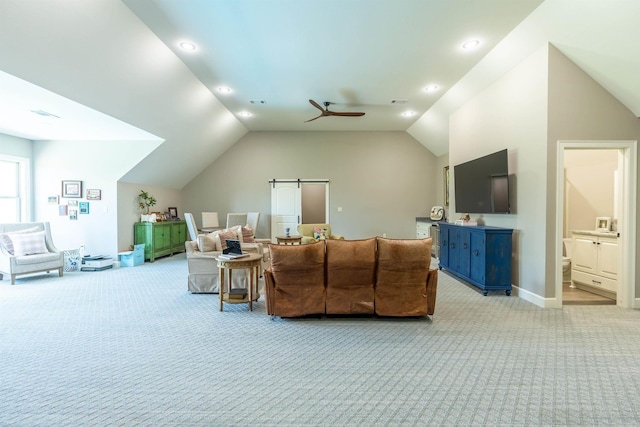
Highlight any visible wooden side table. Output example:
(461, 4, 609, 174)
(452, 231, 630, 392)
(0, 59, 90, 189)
(217, 253, 262, 311)
(276, 235, 302, 245)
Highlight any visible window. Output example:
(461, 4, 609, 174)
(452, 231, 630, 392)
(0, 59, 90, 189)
(0, 156, 29, 222)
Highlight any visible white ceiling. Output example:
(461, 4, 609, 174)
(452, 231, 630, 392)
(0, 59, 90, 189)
(1, 0, 639, 171)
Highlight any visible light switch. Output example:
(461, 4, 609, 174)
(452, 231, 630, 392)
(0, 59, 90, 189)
(337, 207, 343, 212)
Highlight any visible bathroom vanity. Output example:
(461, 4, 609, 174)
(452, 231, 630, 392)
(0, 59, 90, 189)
(571, 230, 619, 296)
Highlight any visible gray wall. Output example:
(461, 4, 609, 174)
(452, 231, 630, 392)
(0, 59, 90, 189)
(182, 131, 438, 240)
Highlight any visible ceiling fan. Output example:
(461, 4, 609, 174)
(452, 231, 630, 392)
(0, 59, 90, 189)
(304, 99, 365, 122)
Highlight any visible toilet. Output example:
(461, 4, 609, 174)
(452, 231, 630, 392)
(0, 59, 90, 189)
(562, 238, 573, 283)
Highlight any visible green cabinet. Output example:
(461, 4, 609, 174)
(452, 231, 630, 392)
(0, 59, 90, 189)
(134, 220, 187, 262)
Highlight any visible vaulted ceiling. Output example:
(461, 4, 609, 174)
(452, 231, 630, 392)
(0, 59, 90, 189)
(0, 1, 638, 187)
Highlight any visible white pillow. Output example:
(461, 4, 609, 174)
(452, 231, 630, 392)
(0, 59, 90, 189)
(11, 230, 49, 256)
(197, 232, 218, 252)
(0, 226, 41, 255)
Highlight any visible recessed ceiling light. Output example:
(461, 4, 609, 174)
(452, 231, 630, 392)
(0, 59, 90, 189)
(179, 41, 196, 51)
(238, 112, 252, 117)
(424, 85, 439, 93)
(217, 87, 232, 94)
(462, 39, 480, 50)
(402, 111, 416, 117)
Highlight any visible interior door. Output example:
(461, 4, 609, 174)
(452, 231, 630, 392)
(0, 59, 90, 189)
(271, 182, 301, 241)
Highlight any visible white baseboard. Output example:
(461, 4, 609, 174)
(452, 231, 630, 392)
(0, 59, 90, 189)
(512, 285, 557, 308)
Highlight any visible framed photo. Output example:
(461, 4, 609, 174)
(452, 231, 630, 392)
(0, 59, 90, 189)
(86, 189, 101, 200)
(69, 209, 78, 220)
(168, 207, 178, 219)
(595, 216, 611, 232)
(79, 202, 90, 214)
(62, 180, 82, 198)
(68, 200, 78, 207)
(48, 196, 59, 205)
(59, 205, 68, 216)
(444, 166, 450, 207)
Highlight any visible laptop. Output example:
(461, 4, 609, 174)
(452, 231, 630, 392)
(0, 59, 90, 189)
(219, 239, 249, 259)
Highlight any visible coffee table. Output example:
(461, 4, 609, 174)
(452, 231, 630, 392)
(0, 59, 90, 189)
(276, 235, 302, 245)
(216, 252, 262, 311)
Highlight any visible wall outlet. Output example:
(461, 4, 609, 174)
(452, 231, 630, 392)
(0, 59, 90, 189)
(382, 233, 387, 238)
(337, 206, 343, 212)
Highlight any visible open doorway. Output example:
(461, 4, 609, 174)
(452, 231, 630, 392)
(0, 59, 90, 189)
(555, 141, 637, 308)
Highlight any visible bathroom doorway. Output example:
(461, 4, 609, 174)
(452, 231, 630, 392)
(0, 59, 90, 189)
(555, 141, 637, 308)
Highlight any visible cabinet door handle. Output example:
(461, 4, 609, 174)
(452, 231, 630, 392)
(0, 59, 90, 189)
(473, 249, 479, 256)
(462, 243, 468, 249)
(442, 240, 447, 246)
(450, 242, 455, 248)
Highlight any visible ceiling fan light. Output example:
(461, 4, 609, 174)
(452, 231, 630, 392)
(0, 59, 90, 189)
(238, 111, 252, 117)
(402, 111, 416, 117)
(424, 85, 439, 93)
(217, 86, 232, 94)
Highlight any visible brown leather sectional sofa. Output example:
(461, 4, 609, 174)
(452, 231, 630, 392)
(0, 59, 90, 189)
(264, 237, 438, 318)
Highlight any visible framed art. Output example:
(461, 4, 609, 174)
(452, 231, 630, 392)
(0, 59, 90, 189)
(62, 180, 82, 198)
(69, 209, 78, 220)
(79, 202, 90, 214)
(444, 166, 450, 206)
(86, 189, 101, 200)
(168, 207, 178, 219)
(59, 205, 68, 216)
(48, 196, 59, 204)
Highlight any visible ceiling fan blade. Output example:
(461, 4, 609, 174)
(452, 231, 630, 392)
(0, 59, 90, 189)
(309, 99, 325, 112)
(304, 113, 324, 123)
(329, 112, 365, 117)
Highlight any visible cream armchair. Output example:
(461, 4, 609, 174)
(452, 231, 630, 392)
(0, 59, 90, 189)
(297, 223, 344, 244)
(0, 222, 64, 285)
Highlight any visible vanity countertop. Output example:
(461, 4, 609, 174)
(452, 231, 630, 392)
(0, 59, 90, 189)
(572, 230, 620, 238)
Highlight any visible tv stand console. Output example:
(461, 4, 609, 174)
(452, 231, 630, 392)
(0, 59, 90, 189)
(438, 223, 513, 296)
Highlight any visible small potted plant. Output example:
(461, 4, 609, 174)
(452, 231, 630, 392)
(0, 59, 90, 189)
(138, 190, 157, 222)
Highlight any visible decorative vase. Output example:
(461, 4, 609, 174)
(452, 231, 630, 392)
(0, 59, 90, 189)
(285, 227, 290, 237)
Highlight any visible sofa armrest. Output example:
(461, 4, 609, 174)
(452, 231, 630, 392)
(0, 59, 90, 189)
(300, 236, 317, 244)
(253, 238, 271, 244)
(330, 234, 344, 240)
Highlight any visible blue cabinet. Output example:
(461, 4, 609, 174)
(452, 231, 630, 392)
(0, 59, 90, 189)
(439, 223, 513, 296)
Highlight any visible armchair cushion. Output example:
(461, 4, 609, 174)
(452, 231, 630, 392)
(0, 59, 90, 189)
(313, 227, 329, 240)
(1, 226, 40, 255)
(11, 231, 49, 256)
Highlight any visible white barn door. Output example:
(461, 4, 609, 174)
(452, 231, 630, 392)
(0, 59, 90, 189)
(270, 181, 301, 241)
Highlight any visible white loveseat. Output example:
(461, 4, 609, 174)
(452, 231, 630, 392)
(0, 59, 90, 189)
(0, 222, 64, 285)
(185, 225, 268, 293)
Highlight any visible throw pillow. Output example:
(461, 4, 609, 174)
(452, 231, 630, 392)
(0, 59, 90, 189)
(217, 230, 239, 250)
(11, 230, 48, 256)
(313, 227, 329, 240)
(0, 226, 41, 255)
(197, 232, 217, 252)
(241, 225, 255, 243)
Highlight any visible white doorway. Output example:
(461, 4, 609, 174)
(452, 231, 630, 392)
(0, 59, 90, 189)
(270, 179, 329, 241)
(555, 141, 637, 308)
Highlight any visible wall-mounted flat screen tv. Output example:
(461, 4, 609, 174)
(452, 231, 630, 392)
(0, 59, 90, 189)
(453, 149, 510, 214)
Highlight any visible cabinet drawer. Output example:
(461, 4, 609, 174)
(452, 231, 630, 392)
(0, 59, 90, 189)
(571, 269, 617, 293)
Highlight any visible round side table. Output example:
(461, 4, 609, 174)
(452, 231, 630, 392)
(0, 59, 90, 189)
(276, 235, 302, 245)
(216, 253, 262, 311)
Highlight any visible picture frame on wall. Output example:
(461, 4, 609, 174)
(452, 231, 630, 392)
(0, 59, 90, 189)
(69, 209, 78, 220)
(62, 180, 82, 198)
(86, 189, 101, 200)
(59, 205, 68, 216)
(79, 202, 90, 214)
(48, 196, 59, 205)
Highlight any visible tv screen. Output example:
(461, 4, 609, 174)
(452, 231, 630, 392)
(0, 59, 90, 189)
(453, 149, 510, 214)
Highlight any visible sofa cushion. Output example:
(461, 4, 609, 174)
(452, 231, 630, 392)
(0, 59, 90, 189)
(1, 226, 41, 255)
(375, 237, 433, 317)
(218, 230, 239, 250)
(326, 238, 376, 314)
(267, 241, 326, 317)
(11, 230, 49, 256)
